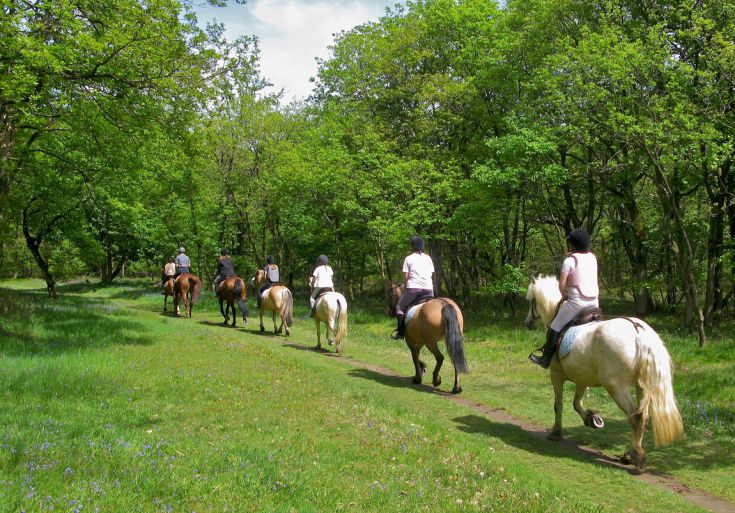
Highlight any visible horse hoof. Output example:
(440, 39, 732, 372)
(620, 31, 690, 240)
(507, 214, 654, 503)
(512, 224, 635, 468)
(433, 376, 442, 387)
(328, 339, 334, 346)
(592, 415, 604, 429)
(451, 386, 462, 394)
(412, 376, 422, 385)
(547, 432, 562, 441)
(260, 326, 265, 332)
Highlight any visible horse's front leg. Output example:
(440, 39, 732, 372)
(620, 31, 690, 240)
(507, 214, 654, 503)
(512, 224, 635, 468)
(573, 385, 604, 429)
(174, 294, 180, 316)
(259, 308, 265, 332)
(163, 294, 168, 312)
(230, 302, 237, 327)
(315, 319, 322, 349)
(549, 367, 565, 440)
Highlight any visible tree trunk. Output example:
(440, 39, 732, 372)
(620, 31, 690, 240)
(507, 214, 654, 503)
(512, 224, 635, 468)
(647, 149, 706, 345)
(22, 201, 58, 299)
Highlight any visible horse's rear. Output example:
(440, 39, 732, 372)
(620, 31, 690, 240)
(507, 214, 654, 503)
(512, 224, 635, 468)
(218, 277, 249, 326)
(259, 285, 293, 336)
(405, 298, 468, 394)
(553, 317, 684, 468)
(314, 292, 348, 354)
(174, 273, 202, 318)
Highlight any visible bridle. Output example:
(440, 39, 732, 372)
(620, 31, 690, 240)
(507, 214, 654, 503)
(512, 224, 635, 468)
(529, 297, 542, 323)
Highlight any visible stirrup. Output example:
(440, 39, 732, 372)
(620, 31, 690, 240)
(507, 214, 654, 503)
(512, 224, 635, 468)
(390, 330, 404, 340)
(528, 352, 551, 369)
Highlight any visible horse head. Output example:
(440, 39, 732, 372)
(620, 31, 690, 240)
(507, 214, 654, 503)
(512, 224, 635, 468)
(252, 269, 265, 287)
(524, 275, 561, 329)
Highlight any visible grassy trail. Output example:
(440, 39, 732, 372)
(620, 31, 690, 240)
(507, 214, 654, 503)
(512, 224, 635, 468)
(1, 279, 733, 513)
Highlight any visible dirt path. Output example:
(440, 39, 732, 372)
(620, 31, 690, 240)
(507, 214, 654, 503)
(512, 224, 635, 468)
(305, 349, 735, 513)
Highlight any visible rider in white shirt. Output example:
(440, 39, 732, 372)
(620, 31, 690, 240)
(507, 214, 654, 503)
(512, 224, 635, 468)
(529, 228, 600, 368)
(390, 236, 435, 340)
(309, 254, 334, 317)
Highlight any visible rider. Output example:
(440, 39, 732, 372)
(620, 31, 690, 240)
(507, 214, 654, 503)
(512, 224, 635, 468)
(529, 227, 599, 368)
(213, 248, 236, 294)
(390, 236, 435, 340)
(161, 257, 176, 294)
(257, 255, 280, 308)
(309, 254, 334, 317)
(175, 247, 191, 278)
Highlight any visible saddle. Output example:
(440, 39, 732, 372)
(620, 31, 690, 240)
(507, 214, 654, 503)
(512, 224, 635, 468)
(555, 306, 603, 351)
(314, 288, 333, 301)
(405, 296, 438, 325)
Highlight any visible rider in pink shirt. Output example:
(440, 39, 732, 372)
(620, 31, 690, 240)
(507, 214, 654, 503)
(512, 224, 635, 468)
(529, 228, 599, 368)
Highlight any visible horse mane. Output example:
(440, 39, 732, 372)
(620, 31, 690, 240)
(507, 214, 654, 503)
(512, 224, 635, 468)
(529, 275, 562, 315)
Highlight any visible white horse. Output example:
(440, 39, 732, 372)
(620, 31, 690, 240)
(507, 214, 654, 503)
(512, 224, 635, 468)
(524, 275, 684, 469)
(313, 291, 348, 354)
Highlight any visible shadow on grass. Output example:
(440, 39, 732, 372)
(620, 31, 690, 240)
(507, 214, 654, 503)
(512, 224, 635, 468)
(0, 288, 154, 356)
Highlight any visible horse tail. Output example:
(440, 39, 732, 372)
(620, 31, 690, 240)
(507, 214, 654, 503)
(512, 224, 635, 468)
(335, 295, 348, 345)
(636, 327, 685, 447)
(234, 278, 249, 318)
(282, 289, 294, 327)
(190, 277, 202, 304)
(441, 302, 468, 374)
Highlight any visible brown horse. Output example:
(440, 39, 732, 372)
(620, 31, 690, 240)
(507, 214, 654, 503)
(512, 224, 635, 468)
(385, 281, 405, 316)
(251, 269, 294, 336)
(162, 276, 176, 312)
(173, 273, 202, 318)
(217, 276, 249, 327)
(403, 298, 468, 394)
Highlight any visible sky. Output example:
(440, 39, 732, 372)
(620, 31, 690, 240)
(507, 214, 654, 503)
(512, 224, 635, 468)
(194, 0, 402, 104)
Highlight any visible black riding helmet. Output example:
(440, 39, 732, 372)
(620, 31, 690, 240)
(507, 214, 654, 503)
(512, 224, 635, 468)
(266, 255, 275, 265)
(318, 254, 328, 265)
(410, 236, 425, 252)
(567, 228, 590, 252)
(220, 248, 228, 256)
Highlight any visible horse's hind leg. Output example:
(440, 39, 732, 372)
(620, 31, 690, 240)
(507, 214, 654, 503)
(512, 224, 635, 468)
(407, 343, 422, 385)
(220, 299, 228, 324)
(608, 387, 646, 469)
(426, 341, 444, 388)
(259, 309, 265, 332)
(573, 385, 604, 429)
(230, 302, 237, 327)
(163, 295, 168, 312)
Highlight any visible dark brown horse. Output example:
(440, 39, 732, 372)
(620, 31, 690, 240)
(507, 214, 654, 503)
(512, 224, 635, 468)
(173, 273, 202, 318)
(403, 298, 468, 394)
(217, 276, 249, 327)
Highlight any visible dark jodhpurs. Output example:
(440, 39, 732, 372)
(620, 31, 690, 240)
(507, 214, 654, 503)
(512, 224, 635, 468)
(396, 288, 435, 317)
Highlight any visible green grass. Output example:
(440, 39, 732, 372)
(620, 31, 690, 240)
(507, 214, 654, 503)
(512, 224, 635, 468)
(0, 278, 732, 512)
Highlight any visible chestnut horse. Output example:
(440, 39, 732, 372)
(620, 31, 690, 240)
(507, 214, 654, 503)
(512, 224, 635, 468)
(403, 298, 468, 394)
(313, 291, 348, 354)
(217, 277, 249, 327)
(251, 269, 294, 336)
(162, 277, 176, 312)
(173, 273, 202, 318)
(525, 275, 684, 469)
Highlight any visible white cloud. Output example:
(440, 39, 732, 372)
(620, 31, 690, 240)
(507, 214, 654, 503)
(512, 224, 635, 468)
(196, 0, 396, 104)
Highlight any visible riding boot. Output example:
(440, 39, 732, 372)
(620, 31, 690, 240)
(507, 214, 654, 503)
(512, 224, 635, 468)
(390, 315, 405, 340)
(529, 328, 559, 368)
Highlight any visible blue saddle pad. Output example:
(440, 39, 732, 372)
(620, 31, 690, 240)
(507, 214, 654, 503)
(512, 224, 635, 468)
(558, 322, 600, 359)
